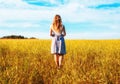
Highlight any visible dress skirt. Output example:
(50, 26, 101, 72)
(51, 35, 66, 55)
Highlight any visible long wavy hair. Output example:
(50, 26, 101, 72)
(52, 14, 62, 32)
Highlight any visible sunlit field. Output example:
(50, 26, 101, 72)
(0, 39, 120, 84)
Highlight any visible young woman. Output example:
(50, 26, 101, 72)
(50, 14, 66, 69)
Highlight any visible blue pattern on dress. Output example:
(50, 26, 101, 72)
(51, 28, 66, 55)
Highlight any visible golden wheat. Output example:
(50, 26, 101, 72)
(0, 39, 120, 84)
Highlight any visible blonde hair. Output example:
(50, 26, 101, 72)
(52, 14, 62, 32)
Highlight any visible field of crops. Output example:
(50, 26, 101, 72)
(0, 39, 120, 84)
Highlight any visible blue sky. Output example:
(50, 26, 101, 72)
(0, 0, 120, 39)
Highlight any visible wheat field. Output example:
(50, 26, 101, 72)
(0, 39, 120, 84)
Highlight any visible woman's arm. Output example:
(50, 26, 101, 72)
(62, 25, 66, 36)
(50, 25, 54, 37)
(50, 28, 53, 36)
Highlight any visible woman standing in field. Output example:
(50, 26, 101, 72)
(50, 14, 66, 69)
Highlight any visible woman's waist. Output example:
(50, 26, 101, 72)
(54, 35, 64, 40)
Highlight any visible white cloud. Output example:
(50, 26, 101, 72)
(0, 0, 120, 23)
(16, 31, 49, 39)
(96, 23, 120, 29)
(49, 0, 58, 4)
(0, 0, 24, 8)
(0, 8, 53, 22)
(0, 22, 40, 28)
(110, 25, 120, 29)
(67, 32, 120, 39)
(1, 28, 119, 39)
(71, 0, 120, 6)
(0, 0, 120, 39)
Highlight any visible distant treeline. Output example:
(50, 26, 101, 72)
(0, 35, 36, 39)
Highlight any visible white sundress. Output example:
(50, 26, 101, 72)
(51, 25, 66, 55)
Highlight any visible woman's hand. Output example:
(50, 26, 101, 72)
(51, 34, 55, 37)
